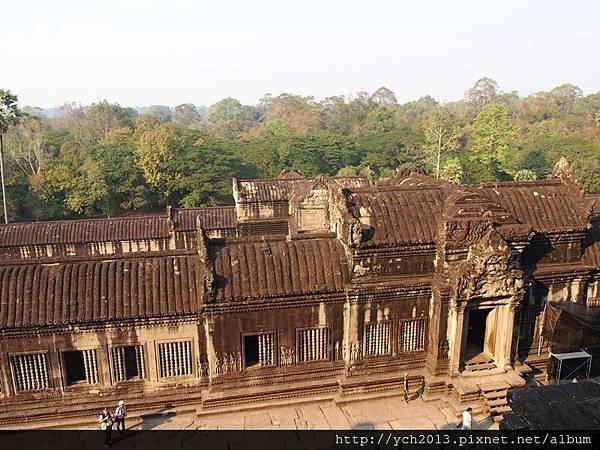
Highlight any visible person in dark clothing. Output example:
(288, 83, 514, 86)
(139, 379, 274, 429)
(99, 408, 114, 447)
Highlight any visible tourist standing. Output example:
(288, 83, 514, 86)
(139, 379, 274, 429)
(99, 408, 114, 447)
(115, 400, 127, 433)
(458, 407, 473, 430)
(403, 372, 410, 403)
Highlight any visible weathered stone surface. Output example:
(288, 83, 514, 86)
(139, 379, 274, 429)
(0, 163, 598, 425)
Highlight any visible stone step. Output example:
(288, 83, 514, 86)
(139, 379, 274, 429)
(490, 405, 512, 415)
(478, 381, 511, 392)
(486, 398, 508, 408)
(464, 363, 496, 372)
(483, 389, 508, 400)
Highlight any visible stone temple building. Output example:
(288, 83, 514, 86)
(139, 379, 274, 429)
(0, 159, 598, 425)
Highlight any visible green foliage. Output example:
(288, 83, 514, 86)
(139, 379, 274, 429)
(40, 141, 109, 215)
(2, 79, 600, 222)
(513, 169, 537, 181)
(467, 103, 516, 173)
(361, 107, 397, 135)
(0, 90, 20, 133)
(94, 128, 157, 212)
(464, 77, 501, 113)
(278, 133, 358, 177)
(421, 107, 461, 178)
(171, 103, 202, 128)
(440, 157, 463, 184)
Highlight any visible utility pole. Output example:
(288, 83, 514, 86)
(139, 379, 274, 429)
(0, 133, 7, 224)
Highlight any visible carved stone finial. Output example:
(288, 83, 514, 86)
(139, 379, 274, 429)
(552, 157, 573, 181)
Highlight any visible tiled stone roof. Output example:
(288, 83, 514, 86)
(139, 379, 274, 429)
(0, 255, 201, 329)
(212, 237, 349, 302)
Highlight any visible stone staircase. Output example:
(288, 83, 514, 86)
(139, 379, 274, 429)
(463, 353, 496, 373)
(478, 381, 512, 421)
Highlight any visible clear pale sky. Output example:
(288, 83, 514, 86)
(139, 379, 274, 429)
(2, 0, 599, 108)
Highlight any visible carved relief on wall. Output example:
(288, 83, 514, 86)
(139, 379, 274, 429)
(280, 346, 295, 365)
(198, 354, 209, 378)
(349, 340, 362, 363)
(449, 228, 524, 310)
(215, 352, 241, 374)
(438, 339, 450, 360)
(334, 341, 344, 361)
(327, 186, 362, 248)
(444, 219, 492, 249)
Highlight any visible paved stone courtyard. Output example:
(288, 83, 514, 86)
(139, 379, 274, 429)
(128, 394, 496, 431)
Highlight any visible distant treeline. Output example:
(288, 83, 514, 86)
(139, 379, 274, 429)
(3, 77, 600, 221)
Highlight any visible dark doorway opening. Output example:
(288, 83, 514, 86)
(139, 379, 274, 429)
(64, 351, 86, 385)
(466, 309, 490, 358)
(123, 346, 140, 379)
(244, 335, 260, 369)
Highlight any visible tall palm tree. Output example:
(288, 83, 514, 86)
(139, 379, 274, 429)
(0, 90, 20, 224)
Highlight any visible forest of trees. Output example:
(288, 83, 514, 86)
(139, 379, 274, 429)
(1, 77, 599, 222)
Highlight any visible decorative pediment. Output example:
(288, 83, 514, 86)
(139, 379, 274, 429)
(288, 177, 331, 234)
(449, 229, 524, 310)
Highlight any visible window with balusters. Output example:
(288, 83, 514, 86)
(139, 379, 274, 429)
(364, 322, 391, 356)
(398, 318, 426, 353)
(63, 349, 99, 385)
(297, 327, 329, 363)
(157, 341, 193, 378)
(243, 332, 276, 368)
(111, 345, 145, 382)
(11, 353, 50, 392)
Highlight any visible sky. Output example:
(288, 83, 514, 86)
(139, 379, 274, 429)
(2, 0, 600, 108)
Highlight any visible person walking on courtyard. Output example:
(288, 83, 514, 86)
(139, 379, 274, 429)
(403, 372, 410, 403)
(99, 408, 114, 447)
(457, 407, 473, 430)
(115, 400, 127, 433)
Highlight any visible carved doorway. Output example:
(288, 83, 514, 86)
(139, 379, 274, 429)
(463, 307, 497, 371)
(466, 309, 489, 357)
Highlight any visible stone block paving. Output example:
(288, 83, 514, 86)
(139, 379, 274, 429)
(127, 393, 498, 431)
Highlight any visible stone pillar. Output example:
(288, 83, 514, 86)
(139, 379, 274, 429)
(426, 282, 451, 376)
(0, 350, 13, 397)
(448, 306, 467, 376)
(203, 316, 217, 382)
(501, 303, 517, 369)
(343, 296, 360, 365)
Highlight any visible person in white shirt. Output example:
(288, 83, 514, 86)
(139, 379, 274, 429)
(115, 400, 127, 433)
(459, 407, 473, 430)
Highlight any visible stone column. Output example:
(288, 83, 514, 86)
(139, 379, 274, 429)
(343, 296, 360, 365)
(203, 316, 217, 382)
(426, 283, 451, 376)
(448, 306, 467, 376)
(500, 303, 517, 370)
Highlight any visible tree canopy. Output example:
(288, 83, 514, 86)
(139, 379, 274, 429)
(1, 78, 599, 222)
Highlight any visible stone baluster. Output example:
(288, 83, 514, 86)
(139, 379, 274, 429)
(15, 357, 23, 391)
(303, 331, 308, 362)
(31, 355, 38, 390)
(91, 350, 98, 384)
(41, 354, 48, 389)
(121, 347, 127, 379)
(160, 344, 166, 377)
(35, 355, 42, 389)
(179, 342, 185, 375)
(185, 342, 190, 375)
(259, 335, 264, 366)
(82, 350, 90, 384)
(113, 348, 119, 381)
(386, 323, 390, 353)
(170, 343, 176, 377)
(135, 346, 144, 379)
